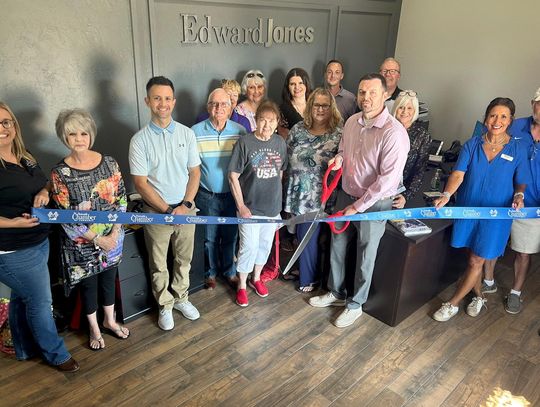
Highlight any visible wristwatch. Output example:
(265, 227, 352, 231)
(165, 205, 174, 214)
(180, 200, 193, 209)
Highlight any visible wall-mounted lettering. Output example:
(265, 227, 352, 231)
(180, 15, 314, 47)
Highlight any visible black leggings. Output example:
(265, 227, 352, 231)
(79, 267, 117, 315)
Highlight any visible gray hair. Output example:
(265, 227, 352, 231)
(240, 69, 266, 95)
(380, 57, 401, 72)
(392, 91, 419, 123)
(55, 108, 97, 148)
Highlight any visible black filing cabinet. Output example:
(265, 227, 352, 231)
(117, 228, 154, 323)
(117, 225, 205, 323)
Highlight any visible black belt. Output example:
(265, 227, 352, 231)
(198, 187, 231, 197)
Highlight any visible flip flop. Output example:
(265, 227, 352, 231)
(103, 325, 130, 339)
(89, 335, 105, 351)
(296, 282, 318, 293)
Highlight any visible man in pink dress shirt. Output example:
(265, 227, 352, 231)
(309, 73, 410, 328)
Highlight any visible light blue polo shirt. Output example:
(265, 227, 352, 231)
(129, 120, 201, 204)
(192, 119, 246, 193)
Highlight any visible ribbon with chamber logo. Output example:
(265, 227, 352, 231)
(32, 206, 540, 226)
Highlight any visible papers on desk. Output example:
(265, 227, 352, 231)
(389, 218, 433, 237)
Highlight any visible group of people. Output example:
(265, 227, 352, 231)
(1, 56, 538, 373)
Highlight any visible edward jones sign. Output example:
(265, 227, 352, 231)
(180, 15, 314, 47)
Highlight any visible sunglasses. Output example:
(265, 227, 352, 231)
(398, 90, 417, 97)
(246, 72, 264, 79)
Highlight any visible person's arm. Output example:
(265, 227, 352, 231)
(512, 184, 526, 210)
(0, 215, 39, 229)
(349, 129, 410, 214)
(173, 165, 201, 215)
(132, 175, 170, 213)
(33, 182, 51, 208)
(403, 126, 432, 201)
(433, 170, 465, 209)
(229, 171, 251, 218)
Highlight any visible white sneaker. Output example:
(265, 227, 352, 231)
(433, 302, 458, 322)
(334, 308, 363, 328)
(173, 301, 200, 320)
(308, 292, 346, 308)
(158, 308, 174, 331)
(466, 297, 487, 317)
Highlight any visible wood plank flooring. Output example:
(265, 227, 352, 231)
(1, 251, 539, 406)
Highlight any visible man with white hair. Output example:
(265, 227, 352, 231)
(192, 88, 247, 290)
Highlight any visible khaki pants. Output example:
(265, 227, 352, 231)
(143, 204, 196, 310)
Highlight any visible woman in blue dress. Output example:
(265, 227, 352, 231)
(432, 97, 530, 322)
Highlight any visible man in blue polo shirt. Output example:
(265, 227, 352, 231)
(129, 76, 201, 331)
(192, 88, 247, 290)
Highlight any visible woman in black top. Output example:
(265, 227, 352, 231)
(0, 102, 78, 372)
(391, 90, 432, 208)
(278, 68, 312, 139)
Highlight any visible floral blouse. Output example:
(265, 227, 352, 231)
(235, 103, 256, 132)
(403, 121, 432, 200)
(51, 155, 127, 290)
(284, 122, 342, 216)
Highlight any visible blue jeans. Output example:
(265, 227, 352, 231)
(195, 189, 238, 279)
(0, 239, 71, 365)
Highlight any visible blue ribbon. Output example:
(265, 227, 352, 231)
(31, 207, 540, 226)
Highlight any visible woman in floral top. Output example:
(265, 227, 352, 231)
(284, 88, 342, 292)
(51, 109, 129, 350)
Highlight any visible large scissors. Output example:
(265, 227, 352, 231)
(282, 162, 350, 275)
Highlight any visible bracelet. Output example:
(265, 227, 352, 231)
(442, 191, 451, 200)
(513, 192, 524, 200)
(91, 235, 100, 248)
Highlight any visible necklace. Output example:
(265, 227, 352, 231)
(483, 134, 507, 152)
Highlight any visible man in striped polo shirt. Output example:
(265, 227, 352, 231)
(192, 88, 247, 290)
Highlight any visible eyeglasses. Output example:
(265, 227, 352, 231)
(207, 101, 231, 109)
(246, 72, 264, 79)
(313, 103, 331, 111)
(398, 90, 417, 97)
(380, 69, 400, 75)
(1, 119, 15, 129)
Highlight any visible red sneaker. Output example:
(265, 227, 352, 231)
(236, 289, 249, 307)
(249, 279, 269, 297)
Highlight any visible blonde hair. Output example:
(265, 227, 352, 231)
(221, 79, 241, 95)
(303, 87, 342, 133)
(55, 108, 97, 149)
(392, 91, 419, 123)
(0, 102, 36, 166)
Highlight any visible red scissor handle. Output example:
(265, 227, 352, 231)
(327, 211, 350, 234)
(321, 161, 342, 203)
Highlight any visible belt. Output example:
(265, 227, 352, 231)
(198, 187, 231, 197)
(344, 192, 393, 202)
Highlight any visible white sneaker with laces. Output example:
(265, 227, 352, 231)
(334, 308, 363, 328)
(173, 301, 200, 320)
(308, 292, 346, 308)
(158, 308, 174, 331)
(433, 302, 459, 322)
(466, 297, 487, 317)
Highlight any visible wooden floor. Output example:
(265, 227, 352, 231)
(1, 252, 539, 407)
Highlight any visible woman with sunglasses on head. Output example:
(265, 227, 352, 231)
(51, 108, 129, 351)
(235, 70, 267, 132)
(278, 68, 312, 139)
(0, 102, 79, 372)
(284, 88, 342, 292)
(432, 97, 530, 322)
(391, 90, 432, 208)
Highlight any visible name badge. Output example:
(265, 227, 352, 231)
(501, 154, 513, 161)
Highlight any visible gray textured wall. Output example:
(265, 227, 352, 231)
(1, 0, 401, 192)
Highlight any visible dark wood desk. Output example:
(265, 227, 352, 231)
(362, 168, 464, 326)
